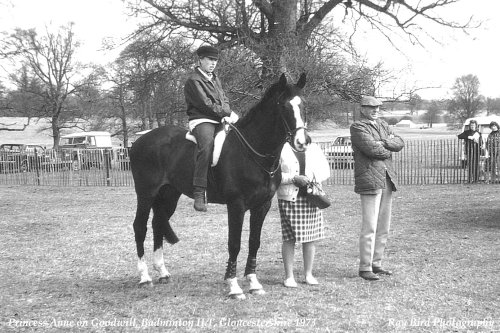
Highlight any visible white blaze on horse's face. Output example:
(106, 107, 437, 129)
(289, 96, 307, 149)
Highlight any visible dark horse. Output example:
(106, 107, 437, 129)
(130, 73, 308, 299)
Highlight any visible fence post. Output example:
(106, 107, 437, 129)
(34, 149, 40, 186)
(104, 149, 111, 186)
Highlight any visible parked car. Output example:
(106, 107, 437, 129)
(324, 136, 353, 169)
(0, 143, 47, 173)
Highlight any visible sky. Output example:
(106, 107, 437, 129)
(348, 0, 500, 100)
(0, 0, 499, 100)
(0, 0, 137, 66)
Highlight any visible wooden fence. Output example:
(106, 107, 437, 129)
(0, 148, 131, 187)
(0, 139, 494, 187)
(322, 138, 489, 185)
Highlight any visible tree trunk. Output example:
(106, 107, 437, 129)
(119, 104, 129, 147)
(251, 0, 302, 80)
(140, 101, 148, 130)
(52, 115, 60, 149)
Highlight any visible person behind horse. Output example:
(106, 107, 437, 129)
(184, 45, 239, 212)
(277, 136, 330, 287)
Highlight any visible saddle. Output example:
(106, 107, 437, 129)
(185, 124, 229, 167)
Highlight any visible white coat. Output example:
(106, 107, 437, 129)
(277, 142, 331, 202)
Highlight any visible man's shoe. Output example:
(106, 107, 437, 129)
(372, 267, 393, 275)
(193, 187, 207, 212)
(359, 271, 380, 281)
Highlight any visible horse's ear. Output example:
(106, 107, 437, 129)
(279, 73, 287, 87)
(296, 73, 306, 89)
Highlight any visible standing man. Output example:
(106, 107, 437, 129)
(184, 45, 238, 212)
(350, 96, 404, 281)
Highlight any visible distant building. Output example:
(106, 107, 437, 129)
(395, 119, 418, 128)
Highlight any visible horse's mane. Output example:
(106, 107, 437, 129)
(236, 80, 289, 129)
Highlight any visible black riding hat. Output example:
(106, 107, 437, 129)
(196, 45, 219, 60)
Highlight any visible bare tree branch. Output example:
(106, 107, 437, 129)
(0, 117, 31, 131)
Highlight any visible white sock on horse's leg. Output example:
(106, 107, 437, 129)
(137, 257, 152, 285)
(246, 274, 266, 295)
(153, 248, 170, 281)
(226, 277, 246, 300)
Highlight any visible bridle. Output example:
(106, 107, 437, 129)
(225, 92, 306, 177)
(276, 109, 307, 146)
(275, 92, 308, 146)
(226, 122, 282, 177)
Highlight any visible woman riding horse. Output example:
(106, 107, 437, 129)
(130, 73, 308, 299)
(184, 45, 239, 212)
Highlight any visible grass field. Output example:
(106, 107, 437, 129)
(0, 184, 498, 332)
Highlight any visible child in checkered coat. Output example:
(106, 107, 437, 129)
(277, 141, 330, 287)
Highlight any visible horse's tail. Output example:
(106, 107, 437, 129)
(163, 222, 179, 244)
(156, 185, 181, 245)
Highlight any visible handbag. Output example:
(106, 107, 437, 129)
(306, 176, 331, 209)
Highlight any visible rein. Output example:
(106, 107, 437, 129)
(226, 123, 269, 159)
(224, 90, 306, 178)
(227, 122, 282, 177)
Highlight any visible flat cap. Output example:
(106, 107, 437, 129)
(361, 96, 383, 107)
(196, 45, 219, 59)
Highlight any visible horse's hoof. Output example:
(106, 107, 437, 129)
(138, 281, 153, 288)
(228, 293, 246, 300)
(250, 288, 266, 296)
(158, 276, 170, 284)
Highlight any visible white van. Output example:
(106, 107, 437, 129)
(59, 131, 113, 148)
(58, 131, 113, 170)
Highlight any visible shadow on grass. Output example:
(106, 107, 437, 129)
(439, 208, 500, 229)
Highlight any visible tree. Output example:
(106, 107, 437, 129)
(485, 97, 500, 116)
(0, 81, 9, 114)
(424, 100, 442, 128)
(103, 59, 136, 147)
(0, 66, 47, 131)
(127, 0, 475, 97)
(409, 94, 423, 115)
(1, 24, 86, 147)
(6, 66, 46, 116)
(114, 38, 193, 131)
(97, 37, 194, 146)
(448, 74, 484, 125)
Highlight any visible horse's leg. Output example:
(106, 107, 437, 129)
(134, 194, 155, 286)
(152, 185, 181, 284)
(245, 199, 272, 295)
(225, 201, 246, 300)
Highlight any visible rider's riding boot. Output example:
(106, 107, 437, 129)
(193, 186, 207, 212)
